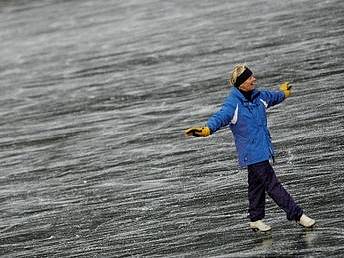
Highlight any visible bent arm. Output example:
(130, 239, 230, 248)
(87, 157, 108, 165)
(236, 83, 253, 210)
(260, 90, 285, 108)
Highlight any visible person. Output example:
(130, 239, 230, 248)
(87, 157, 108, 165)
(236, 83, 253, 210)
(185, 64, 315, 232)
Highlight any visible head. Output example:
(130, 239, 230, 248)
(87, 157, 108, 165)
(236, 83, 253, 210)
(229, 64, 256, 92)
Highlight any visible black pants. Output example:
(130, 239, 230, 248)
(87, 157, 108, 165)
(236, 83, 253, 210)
(247, 160, 303, 222)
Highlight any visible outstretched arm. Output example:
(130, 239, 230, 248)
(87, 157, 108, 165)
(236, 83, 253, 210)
(260, 82, 292, 108)
(207, 101, 236, 133)
(185, 97, 235, 137)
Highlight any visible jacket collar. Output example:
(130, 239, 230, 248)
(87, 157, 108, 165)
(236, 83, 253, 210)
(230, 86, 260, 102)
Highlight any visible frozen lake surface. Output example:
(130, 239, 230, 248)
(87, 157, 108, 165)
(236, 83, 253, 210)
(1, 0, 344, 256)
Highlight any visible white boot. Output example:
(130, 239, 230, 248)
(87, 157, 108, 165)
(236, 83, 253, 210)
(298, 214, 316, 228)
(249, 220, 271, 232)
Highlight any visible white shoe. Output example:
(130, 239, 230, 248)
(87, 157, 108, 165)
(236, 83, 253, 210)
(249, 220, 271, 232)
(298, 214, 316, 228)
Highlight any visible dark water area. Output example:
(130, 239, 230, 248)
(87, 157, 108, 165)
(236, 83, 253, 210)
(1, 0, 344, 257)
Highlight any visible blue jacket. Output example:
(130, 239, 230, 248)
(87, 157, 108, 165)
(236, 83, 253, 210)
(207, 87, 285, 167)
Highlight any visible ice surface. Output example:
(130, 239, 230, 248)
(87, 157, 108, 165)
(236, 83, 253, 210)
(0, 0, 344, 256)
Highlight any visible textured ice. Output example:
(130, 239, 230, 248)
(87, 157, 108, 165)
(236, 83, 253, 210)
(0, 0, 344, 257)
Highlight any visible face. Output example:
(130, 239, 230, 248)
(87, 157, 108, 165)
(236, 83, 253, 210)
(239, 75, 256, 92)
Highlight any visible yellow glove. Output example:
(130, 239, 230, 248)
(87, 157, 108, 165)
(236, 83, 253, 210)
(279, 82, 292, 98)
(185, 127, 211, 137)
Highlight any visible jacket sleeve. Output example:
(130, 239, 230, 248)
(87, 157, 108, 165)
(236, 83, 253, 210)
(259, 90, 285, 108)
(207, 97, 236, 134)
